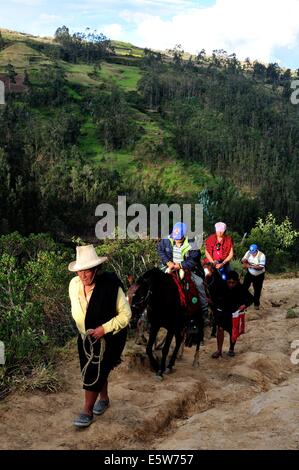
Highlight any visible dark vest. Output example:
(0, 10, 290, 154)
(85, 271, 124, 331)
(78, 271, 127, 391)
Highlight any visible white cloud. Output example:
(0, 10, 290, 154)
(102, 23, 124, 39)
(11, 0, 44, 5)
(39, 13, 61, 22)
(128, 0, 299, 63)
(119, 10, 152, 24)
(132, 0, 194, 6)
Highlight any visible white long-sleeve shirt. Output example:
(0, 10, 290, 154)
(242, 251, 266, 276)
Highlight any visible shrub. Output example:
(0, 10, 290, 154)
(286, 308, 299, 319)
(247, 213, 299, 272)
(0, 233, 75, 394)
(95, 236, 159, 288)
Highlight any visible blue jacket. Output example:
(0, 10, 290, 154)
(157, 237, 204, 279)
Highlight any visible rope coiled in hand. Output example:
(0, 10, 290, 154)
(81, 329, 106, 387)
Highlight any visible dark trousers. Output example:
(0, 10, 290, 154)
(243, 272, 265, 307)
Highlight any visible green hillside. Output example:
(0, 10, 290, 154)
(0, 27, 299, 238)
(0, 42, 53, 71)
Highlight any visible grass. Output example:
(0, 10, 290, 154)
(78, 109, 213, 200)
(0, 42, 52, 70)
(12, 364, 62, 393)
(100, 62, 142, 91)
(79, 118, 105, 159)
(64, 85, 83, 101)
(112, 40, 144, 58)
(286, 308, 299, 319)
(0, 28, 54, 45)
(60, 62, 141, 90)
(63, 63, 103, 87)
(79, 121, 136, 170)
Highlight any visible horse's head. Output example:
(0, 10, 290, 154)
(129, 269, 159, 329)
(203, 262, 216, 279)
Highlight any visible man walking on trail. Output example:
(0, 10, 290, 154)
(157, 222, 209, 326)
(241, 244, 266, 310)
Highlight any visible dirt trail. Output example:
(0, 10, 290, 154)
(1, 278, 299, 450)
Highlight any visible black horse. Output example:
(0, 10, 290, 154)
(130, 268, 203, 378)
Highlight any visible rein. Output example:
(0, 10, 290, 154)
(131, 286, 152, 308)
(81, 330, 106, 387)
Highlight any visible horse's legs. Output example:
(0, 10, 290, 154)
(158, 330, 174, 377)
(192, 343, 200, 368)
(167, 330, 184, 372)
(177, 339, 185, 361)
(154, 333, 166, 351)
(146, 326, 160, 372)
(178, 328, 187, 360)
(135, 318, 147, 345)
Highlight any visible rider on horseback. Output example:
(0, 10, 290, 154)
(157, 222, 209, 326)
(204, 222, 234, 281)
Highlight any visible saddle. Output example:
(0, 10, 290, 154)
(169, 270, 200, 317)
(169, 270, 203, 347)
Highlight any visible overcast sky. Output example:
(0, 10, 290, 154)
(1, 0, 299, 69)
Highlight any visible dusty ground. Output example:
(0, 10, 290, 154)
(0, 277, 299, 450)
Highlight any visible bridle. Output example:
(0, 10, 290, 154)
(131, 285, 152, 309)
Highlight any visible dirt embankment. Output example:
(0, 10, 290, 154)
(0, 278, 299, 450)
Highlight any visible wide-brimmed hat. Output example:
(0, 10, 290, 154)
(68, 245, 108, 272)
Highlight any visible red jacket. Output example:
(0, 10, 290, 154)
(204, 234, 234, 263)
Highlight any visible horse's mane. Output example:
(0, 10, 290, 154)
(137, 267, 166, 285)
(137, 268, 180, 302)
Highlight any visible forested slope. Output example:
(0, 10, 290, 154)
(0, 27, 299, 238)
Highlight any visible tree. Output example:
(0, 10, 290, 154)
(168, 44, 184, 67)
(253, 61, 266, 80)
(266, 63, 281, 85)
(54, 25, 71, 44)
(23, 69, 30, 86)
(0, 31, 5, 51)
(5, 63, 17, 90)
(243, 57, 252, 71)
(196, 49, 206, 63)
(92, 86, 141, 150)
(54, 25, 113, 63)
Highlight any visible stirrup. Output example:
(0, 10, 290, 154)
(179, 269, 185, 280)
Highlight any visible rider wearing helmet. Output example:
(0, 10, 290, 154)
(157, 222, 209, 325)
(241, 244, 266, 310)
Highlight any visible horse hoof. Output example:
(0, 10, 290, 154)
(165, 367, 173, 374)
(192, 362, 200, 368)
(155, 373, 163, 381)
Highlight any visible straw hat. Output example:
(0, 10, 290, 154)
(68, 245, 108, 272)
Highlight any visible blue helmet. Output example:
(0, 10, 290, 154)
(249, 244, 258, 254)
(171, 222, 187, 240)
